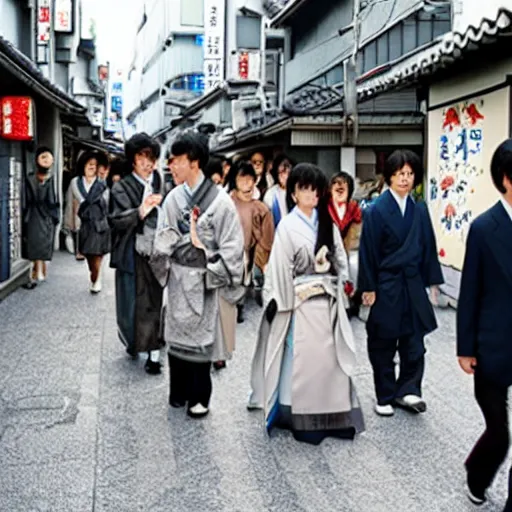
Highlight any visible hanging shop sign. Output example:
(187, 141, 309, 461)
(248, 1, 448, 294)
(203, 0, 226, 92)
(37, 0, 51, 44)
(0, 97, 34, 141)
(54, 0, 73, 32)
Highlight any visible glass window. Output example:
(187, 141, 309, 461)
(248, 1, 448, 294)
(236, 15, 261, 50)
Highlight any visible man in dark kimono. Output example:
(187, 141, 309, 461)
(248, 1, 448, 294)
(457, 139, 512, 510)
(23, 146, 60, 289)
(358, 150, 443, 417)
(109, 133, 164, 375)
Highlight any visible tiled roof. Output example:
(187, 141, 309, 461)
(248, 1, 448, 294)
(357, 8, 512, 100)
(0, 36, 86, 115)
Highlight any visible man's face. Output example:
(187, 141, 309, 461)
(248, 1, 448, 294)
(390, 163, 415, 197)
(133, 149, 156, 180)
(250, 153, 265, 177)
(37, 151, 54, 169)
(236, 174, 255, 202)
(172, 154, 197, 184)
(98, 165, 109, 180)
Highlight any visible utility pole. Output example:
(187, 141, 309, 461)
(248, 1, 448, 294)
(341, 0, 361, 177)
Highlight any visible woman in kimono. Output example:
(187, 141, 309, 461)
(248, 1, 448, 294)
(109, 133, 165, 375)
(358, 150, 443, 417)
(263, 153, 293, 228)
(328, 171, 363, 317)
(71, 151, 111, 293)
(23, 146, 60, 288)
(248, 163, 364, 445)
(250, 151, 272, 200)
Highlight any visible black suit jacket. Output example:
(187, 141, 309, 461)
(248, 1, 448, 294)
(457, 201, 512, 387)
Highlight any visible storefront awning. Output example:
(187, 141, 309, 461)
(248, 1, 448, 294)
(65, 133, 124, 156)
(0, 36, 87, 119)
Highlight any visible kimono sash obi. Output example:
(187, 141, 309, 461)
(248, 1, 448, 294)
(293, 274, 337, 308)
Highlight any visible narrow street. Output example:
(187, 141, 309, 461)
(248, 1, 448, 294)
(0, 252, 508, 512)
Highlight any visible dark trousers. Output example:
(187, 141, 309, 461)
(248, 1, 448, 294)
(466, 371, 511, 510)
(368, 335, 425, 405)
(168, 354, 212, 408)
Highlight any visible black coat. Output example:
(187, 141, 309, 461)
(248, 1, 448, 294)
(358, 190, 444, 342)
(457, 201, 512, 387)
(77, 179, 111, 256)
(109, 171, 162, 273)
(23, 174, 60, 261)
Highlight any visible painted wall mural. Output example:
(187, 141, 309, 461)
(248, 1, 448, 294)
(428, 98, 486, 270)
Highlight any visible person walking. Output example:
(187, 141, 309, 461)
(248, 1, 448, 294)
(248, 163, 364, 444)
(22, 146, 60, 288)
(152, 132, 244, 418)
(263, 153, 293, 227)
(457, 138, 512, 510)
(72, 151, 111, 293)
(358, 149, 443, 417)
(109, 133, 165, 374)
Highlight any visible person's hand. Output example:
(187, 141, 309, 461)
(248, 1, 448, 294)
(458, 356, 477, 375)
(362, 292, 376, 306)
(140, 194, 163, 218)
(430, 285, 440, 305)
(190, 206, 205, 250)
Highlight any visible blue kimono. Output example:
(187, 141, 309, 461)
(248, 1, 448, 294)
(358, 190, 443, 405)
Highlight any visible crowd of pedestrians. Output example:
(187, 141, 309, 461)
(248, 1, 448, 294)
(20, 132, 512, 511)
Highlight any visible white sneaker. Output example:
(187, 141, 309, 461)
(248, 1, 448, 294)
(375, 404, 395, 416)
(90, 279, 102, 294)
(188, 403, 209, 418)
(37, 270, 45, 282)
(395, 395, 427, 413)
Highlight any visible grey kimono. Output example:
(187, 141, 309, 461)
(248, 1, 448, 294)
(152, 180, 244, 363)
(248, 207, 364, 444)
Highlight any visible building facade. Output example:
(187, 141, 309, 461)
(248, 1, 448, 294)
(0, 0, 103, 300)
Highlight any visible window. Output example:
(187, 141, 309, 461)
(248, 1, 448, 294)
(236, 15, 261, 50)
(181, 0, 204, 26)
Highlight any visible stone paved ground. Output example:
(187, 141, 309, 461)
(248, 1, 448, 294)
(0, 252, 509, 512)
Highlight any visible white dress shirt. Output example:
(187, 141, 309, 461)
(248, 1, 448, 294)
(389, 188, 408, 216)
(500, 197, 512, 222)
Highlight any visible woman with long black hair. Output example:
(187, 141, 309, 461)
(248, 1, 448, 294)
(248, 163, 364, 445)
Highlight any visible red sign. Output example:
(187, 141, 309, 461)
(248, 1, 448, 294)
(239, 52, 249, 80)
(1, 97, 34, 141)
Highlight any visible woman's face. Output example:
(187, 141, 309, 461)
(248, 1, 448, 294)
(211, 173, 223, 185)
(84, 159, 98, 179)
(98, 165, 109, 180)
(331, 180, 349, 204)
(277, 160, 291, 189)
(250, 153, 265, 177)
(293, 184, 319, 210)
(236, 174, 255, 202)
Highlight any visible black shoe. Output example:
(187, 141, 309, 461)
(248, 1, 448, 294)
(254, 290, 263, 307)
(145, 359, 162, 375)
(466, 472, 487, 505)
(169, 397, 186, 408)
(237, 305, 245, 324)
(22, 282, 37, 290)
(126, 346, 138, 360)
(187, 403, 209, 418)
(213, 361, 226, 371)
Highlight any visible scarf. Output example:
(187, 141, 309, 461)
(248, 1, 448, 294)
(328, 199, 362, 238)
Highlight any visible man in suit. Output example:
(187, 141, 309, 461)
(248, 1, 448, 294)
(358, 150, 443, 417)
(457, 138, 512, 510)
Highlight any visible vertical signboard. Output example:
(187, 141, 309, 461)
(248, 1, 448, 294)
(54, 0, 73, 33)
(37, 0, 51, 63)
(203, 0, 226, 92)
(9, 158, 22, 270)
